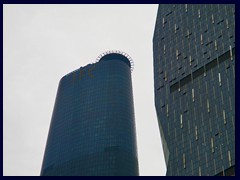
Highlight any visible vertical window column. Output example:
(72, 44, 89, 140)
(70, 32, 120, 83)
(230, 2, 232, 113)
(211, 138, 214, 153)
(223, 109, 227, 124)
(230, 45, 233, 60)
(183, 153, 186, 169)
(166, 104, 169, 117)
(226, 19, 229, 29)
(228, 150, 232, 166)
(195, 126, 198, 140)
(207, 99, 210, 112)
(199, 166, 202, 176)
(218, 73, 222, 86)
(215, 40, 218, 50)
(212, 14, 215, 23)
(180, 114, 183, 128)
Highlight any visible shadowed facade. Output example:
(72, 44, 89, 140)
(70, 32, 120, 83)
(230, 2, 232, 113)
(153, 4, 235, 176)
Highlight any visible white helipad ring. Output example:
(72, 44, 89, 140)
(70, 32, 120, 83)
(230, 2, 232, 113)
(96, 50, 134, 72)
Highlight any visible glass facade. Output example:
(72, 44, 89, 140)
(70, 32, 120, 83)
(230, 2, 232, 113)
(41, 53, 139, 176)
(153, 4, 235, 176)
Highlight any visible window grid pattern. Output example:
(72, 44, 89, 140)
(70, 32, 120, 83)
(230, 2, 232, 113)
(41, 59, 139, 176)
(153, 4, 235, 176)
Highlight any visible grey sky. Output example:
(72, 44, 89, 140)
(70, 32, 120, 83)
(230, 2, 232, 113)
(3, 4, 166, 176)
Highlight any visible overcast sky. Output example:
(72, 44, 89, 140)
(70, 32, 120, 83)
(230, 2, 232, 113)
(3, 4, 166, 176)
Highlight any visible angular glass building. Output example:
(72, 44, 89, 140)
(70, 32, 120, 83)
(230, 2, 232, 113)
(41, 51, 139, 176)
(153, 4, 235, 176)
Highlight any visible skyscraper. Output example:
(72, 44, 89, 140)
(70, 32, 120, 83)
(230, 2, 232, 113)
(41, 51, 139, 176)
(153, 4, 235, 176)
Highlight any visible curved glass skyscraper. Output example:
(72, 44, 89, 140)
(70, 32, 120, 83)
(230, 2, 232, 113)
(41, 51, 138, 176)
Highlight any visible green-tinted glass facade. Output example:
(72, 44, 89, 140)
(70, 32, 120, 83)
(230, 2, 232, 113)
(41, 53, 139, 176)
(153, 4, 235, 176)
